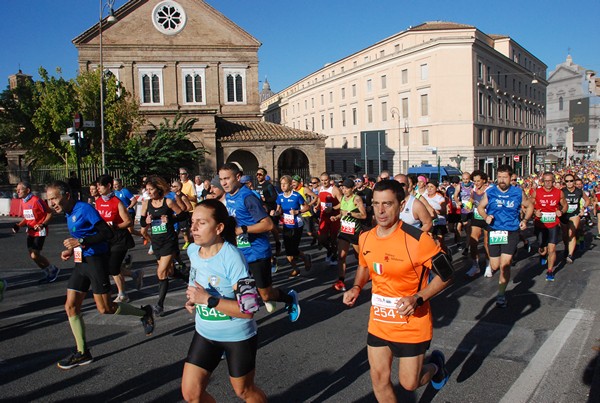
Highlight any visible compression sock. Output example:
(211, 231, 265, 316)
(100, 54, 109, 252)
(68, 314, 87, 353)
(114, 303, 145, 317)
(498, 282, 507, 296)
(275, 288, 293, 305)
(157, 278, 169, 307)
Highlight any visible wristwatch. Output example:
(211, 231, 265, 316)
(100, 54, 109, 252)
(241, 225, 248, 234)
(77, 237, 85, 246)
(414, 295, 424, 307)
(207, 296, 220, 309)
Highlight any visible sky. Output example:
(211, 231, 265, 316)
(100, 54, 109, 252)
(1, 0, 599, 93)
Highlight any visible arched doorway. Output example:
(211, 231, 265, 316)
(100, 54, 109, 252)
(277, 148, 310, 180)
(226, 150, 259, 175)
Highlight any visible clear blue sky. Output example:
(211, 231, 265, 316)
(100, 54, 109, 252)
(2, 0, 598, 93)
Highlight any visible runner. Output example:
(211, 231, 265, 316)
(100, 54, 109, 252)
(317, 172, 343, 267)
(292, 175, 319, 246)
(560, 174, 590, 263)
(272, 175, 312, 278)
(477, 165, 534, 307)
(465, 171, 492, 278)
(453, 172, 474, 254)
(394, 174, 433, 233)
(12, 181, 60, 283)
(422, 179, 449, 255)
(113, 178, 142, 239)
(354, 176, 374, 229)
(512, 173, 532, 256)
(532, 172, 567, 281)
(95, 174, 143, 303)
(178, 168, 197, 250)
(46, 181, 154, 370)
(445, 176, 462, 246)
(182, 199, 266, 403)
(87, 183, 99, 207)
(343, 179, 452, 397)
(331, 178, 367, 291)
(220, 163, 300, 321)
(139, 175, 190, 316)
(254, 167, 282, 256)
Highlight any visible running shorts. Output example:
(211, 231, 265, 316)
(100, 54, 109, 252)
(67, 254, 111, 294)
(487, 230, 520, 258)
(248, 258, 272, 289)
(367, 333, 430, 358)
(186, 332, 258, 378)
(27, 235, 46, 251)
(282, 227, 303, 257)
(535, 225, 561, 248)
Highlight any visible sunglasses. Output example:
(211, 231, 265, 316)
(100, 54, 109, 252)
(256, 173, 264, 176)
(179, 172, 188, 175)
(310, 182, 318, 184)
(565, 180, 574, 183)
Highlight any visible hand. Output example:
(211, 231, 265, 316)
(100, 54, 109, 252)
(519, 220, 527, 231)
(556, 209, 563, 217)
(145, 215, 152, 224)
(330, 215, 338, 222)
(534, 209, 542, 218)
(396, 295, 418, 317)
(63, 237, 81, 249)
(343, 287, 360, 307)
(270, 210, 275, 216)
(485, 215, 494, 225)
(186, 281, 209, 305)
(61, 249, 73, 261)
(184, 299, 195, 314)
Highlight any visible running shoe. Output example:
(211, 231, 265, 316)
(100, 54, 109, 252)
(38, 267, 49, 283)
(566, 255, 574, 264)
(305, 254, 312, 271)
(153, 304, 165, 317)
(46, 265, 60, 283)
(546, 271, 555, 282)
(113, 294, 130, 303)
(325, 255, 331, 265)
(182, 241, 190, 250)
(122, 254, 132, 271)
(484, 265, 493, 278)
(496, 295, 507, 308)
(289, 269, 300, 278)
(329, 258, 338, 267)
(57, 349, 93, 370)
(0, 279, 7, 302)
(333, 280, 346, 292)
(143, 239, 148, 246)
(429, 350, 449, 390)
(465, 263, 480, 278)
(141, 305, 155, 336)
(540, 257, 547, 266)
(147, 245, 154, 255)
(132, 270, 144, 290)
(271, 257, 278, 273)
(286, 290, 301, 322)
(524, 241, 531, 253)
(264, 301, 276, 313)
(595, 234, 600, 240)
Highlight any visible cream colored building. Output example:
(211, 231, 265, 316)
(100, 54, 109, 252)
(261, 22, 547, 177)
(73, 0, 325, 177)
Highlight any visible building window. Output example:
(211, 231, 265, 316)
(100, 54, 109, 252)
(487, 66, 491, 83)
(478, 62, 483, 79)
(224, 67, 246, 103)
(367, 105, 373, 123)
(321, 115, 325, 130)
(182, 67, 205, 104)
(342, 110, 346, 127)
(487, 95, 493, 117)
(422, 130, 429, 146)
(353, 135, 357, 148)
(341, 87, 345, 100)
(420, 94, 428, 116)
(330, 113, 334, 128)
(366, 79, 372, 92)
(352, 108, 357, 125)
(498, 99, 503, 119)
(401, 69, 408, 84)
(304, 100, 307, 110)
(381, 75, 387, 89)
(321, 94, 324, 105)
(311, 98, 314, 108)
(401, 97, 409, 118)
(559, 96, 563, 111)
(478, 129, 484, 145)
(330, 159, 335, 171)
(487, 129, 493, 145)
(329, 91, 333, 103)
(420, 64, 428, 80)
(478, 92, 484, 115)
(381, 102, 387, 121)
(139, 68, 163, 105)
(395, 44, 400, 52)
(352, 84, 356, 97)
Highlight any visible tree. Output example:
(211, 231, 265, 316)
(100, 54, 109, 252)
(0, 76, 40, 152)
(106, 115, 207, 185)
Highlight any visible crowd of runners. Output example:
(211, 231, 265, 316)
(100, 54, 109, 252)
(4, 159, 600, 401)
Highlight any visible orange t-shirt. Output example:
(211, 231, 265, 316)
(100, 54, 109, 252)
(358, 222, 441, 343)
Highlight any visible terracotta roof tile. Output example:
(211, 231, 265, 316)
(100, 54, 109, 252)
(409, 21, 475, 31)
(217, 119, 326, 142)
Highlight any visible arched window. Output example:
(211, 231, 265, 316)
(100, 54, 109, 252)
(558, 96, 564, 111)
(224, 68, 246, 104)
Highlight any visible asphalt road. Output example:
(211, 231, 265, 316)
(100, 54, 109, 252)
(1, 215, 599, 402)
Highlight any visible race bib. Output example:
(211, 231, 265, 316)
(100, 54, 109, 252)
(489, 230, 508, 245)
(320, 202, 332, 210)
(73, 247, 83, 263)
(236, 233, 251, 249)
(283, 213, 295, 226)
(195, 304, 230, 321)
(340, 217, 356, 234)
(567, 204, 578, 213)
(151, 219, 167, 234)
(371, 293, 408, 325)
(23, 209, 35, 220)
(540, 212, 556, 223)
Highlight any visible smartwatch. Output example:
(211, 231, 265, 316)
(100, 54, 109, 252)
(77, 237, 86, 246)
(207, 296, 220, 309)
(241, 225, 248, 234)
(414, 295, 424, 307)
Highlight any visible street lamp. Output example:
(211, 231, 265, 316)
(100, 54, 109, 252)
(390, 107, 401, 173)
(404, 120, 410, 169)
(99, 0, 117, 173)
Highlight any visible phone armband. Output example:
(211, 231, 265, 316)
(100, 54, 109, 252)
(430, 252, 454, 282)
(235, 277, 260, 314)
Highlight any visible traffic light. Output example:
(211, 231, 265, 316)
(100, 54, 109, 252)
(79, 136, 90, 157)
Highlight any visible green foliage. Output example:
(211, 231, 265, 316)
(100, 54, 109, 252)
(106, 115, 206, 185)
(0, 75, 40, 155)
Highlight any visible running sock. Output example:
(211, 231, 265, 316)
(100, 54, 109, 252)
(498, 282, 507, 296)
(68, 315, 86, 353)
(114, 302, 145, 317)
(338, 276, 345, 282)
(157, 278, 169, 307)
(275, 288, 293, 305)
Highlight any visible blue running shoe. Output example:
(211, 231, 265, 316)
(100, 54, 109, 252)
(540, 257, 547, 266)
(546, 271, 555, 282)
(286, 290, 301, 322)
(430, 350, 449, 390)
(496, 294, 507, 308)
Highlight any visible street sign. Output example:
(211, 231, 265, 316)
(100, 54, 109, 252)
(83, 121, 96, 128)
(513, 155, 520, 162)
(73, 113, 83, 130)
(60, 135, 72, 142)
(536, 155, 544, 164)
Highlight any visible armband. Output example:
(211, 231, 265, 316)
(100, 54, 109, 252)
(235, 277, 260, 314)
(140, 217, 148, 228)
(430, 252, 454, 282)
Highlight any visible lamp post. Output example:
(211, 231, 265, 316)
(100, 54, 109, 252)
(99, 0, 117, 173)
(390, 107, 401, 174)
(404, 120, 410, 169)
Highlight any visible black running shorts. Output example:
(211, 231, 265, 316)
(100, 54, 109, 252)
(186, 332, 258, 378)
(367, 333, 430, 358)
(67, 254, 111, 295)
(487, 230, 520, 258)
(26, 235, 46, 251)
(248, 258, 272, 289)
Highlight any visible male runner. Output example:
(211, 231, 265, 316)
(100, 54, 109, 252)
(560, 174, 589, 263)
(317, 172, 343, 266)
